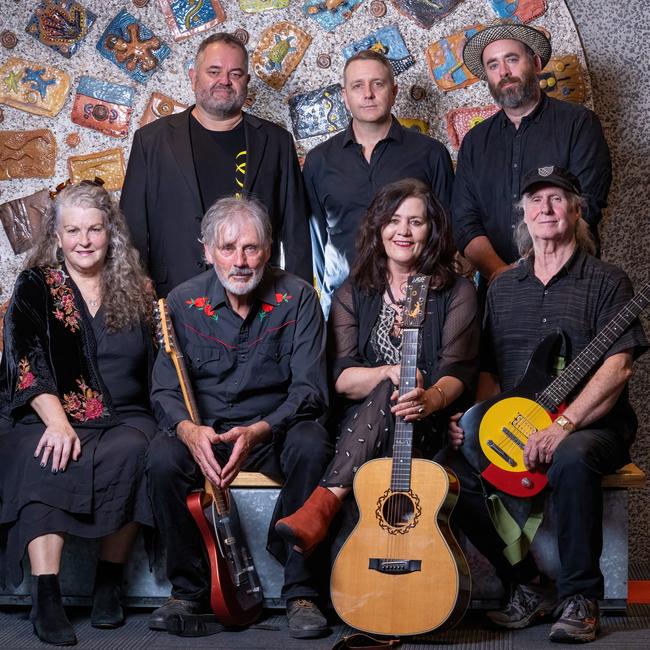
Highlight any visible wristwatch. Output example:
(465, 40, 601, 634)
(555, 414, 576, 433)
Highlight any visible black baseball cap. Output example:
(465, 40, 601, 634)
(520, 165, 582, 196)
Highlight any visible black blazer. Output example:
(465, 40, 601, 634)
(120, 107, 312, 296)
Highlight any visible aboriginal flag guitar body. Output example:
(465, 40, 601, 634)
(155, 299, 263, 626)
(330, 276, 471, 637)
(459, 281, 650, 498)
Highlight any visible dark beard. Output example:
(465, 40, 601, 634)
(488, 67, 540, 109)
(196, 86, 246, 119)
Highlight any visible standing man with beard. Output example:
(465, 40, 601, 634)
(452, 24, 611, 287)
(146, 196, 333, 638)
(121, 33, 312, 297)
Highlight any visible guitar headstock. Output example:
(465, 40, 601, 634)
(154, 298, 177, 357)
(403, 275, 430, 328)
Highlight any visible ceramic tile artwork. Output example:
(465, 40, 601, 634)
(397, 117, 429, 135)
(303, 0, 364, 32)
(157, 0, 226, 43)
(0, 57, 71, 118)
(540, 55, 585, 103)
(488, 0, 548, 23)
(426, 24, 484, 92)
(288, 83, 349, 140)
(0, 188, 51, 254)
(240, 0, 290, 12)
(25, 0, 97, 59)
(96, 9, 171, 84)
(252, 21, 312, 90)
(389, 0, 464, 29)
(67, 147, 125, 191)
(140, 91, 188, 127)
(71, 76, 135, 138)
(342, 25, 415, 76)
(0, 130, 57, 180)
(446, 103, 499, 149)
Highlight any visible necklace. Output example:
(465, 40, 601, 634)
(385, 283, 405, 307)
(88, 298, 100, 307)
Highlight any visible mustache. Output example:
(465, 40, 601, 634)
(498, 76, 521, 89)
(229, 266, 254, 278)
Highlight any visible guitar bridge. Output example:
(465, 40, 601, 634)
(368, 559, 421, 574)
(487, 440, 517, 467)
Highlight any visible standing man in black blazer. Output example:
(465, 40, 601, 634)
(121, 33, 312, 297)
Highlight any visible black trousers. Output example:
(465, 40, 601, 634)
(146, 421, 333, 602)
(436, 426, 629, 600)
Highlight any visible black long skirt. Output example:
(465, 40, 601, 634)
(0, 414, 155, 587)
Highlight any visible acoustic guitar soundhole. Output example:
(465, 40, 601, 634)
(376, 490, 421, 534)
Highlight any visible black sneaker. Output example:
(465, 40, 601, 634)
(549, 594, 600, 643)
(487, 583, 557, 629)
(286, 597, 328, 639)
(148, 597, 217, 632)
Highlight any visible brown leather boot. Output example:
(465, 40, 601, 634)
(275, 487, 342, 555)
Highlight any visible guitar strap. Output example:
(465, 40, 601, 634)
(486, 491, 546, 566)
(332, 633, 401, 649)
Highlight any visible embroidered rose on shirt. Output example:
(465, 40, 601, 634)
(45, 268, 81, 333)
(17, 357, 35, 391)
(62, 378, 105, 421)
(257, 291, 293, 321)
(186, 296, 218, 321)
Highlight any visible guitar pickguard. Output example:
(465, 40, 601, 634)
(375, 489, 421, 535)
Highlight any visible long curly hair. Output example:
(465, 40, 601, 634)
(25, 182, 153, 331)
(351, 178, 458, 293)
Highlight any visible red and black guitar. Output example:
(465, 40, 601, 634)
(155, 299, 263, 626)
(459, 281, 650, 498)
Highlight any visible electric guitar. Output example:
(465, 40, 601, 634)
(330, 276, 471, 636)
(155, 299, 263, 626)
(459, 281, 650, 498)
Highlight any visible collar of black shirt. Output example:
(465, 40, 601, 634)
(498, 92, 549, 128)
(516, 246, 588, 283)
(211, 266, 280, 311)
(342, 115, 403, 147)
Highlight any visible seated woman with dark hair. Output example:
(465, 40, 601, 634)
(275, 178, 480, 554)
(0, 181, 156, 645)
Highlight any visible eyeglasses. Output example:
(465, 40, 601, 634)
(49, 177, 106, 200)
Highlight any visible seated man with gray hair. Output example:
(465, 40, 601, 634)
(146, 196, 332, 639)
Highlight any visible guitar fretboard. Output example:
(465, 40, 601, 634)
(391, 328, 418, 492)
(538, 282, 650, 409)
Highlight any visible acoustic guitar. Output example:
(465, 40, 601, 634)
(330, 275, 471, 636)
(459, 281, 650, 498)
(155, 298, 263, 626)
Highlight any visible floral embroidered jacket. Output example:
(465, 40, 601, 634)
(0, 266, 119, 426)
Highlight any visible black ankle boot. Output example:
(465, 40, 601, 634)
(91, 560, 125, 629)
(30, 574, 77, 645)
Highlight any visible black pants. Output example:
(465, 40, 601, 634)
(436, 426, 629, 600)
(146, 421, 332, 602)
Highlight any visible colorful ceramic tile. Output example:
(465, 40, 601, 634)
(252, 21, 312, 91)
(389, 0, 464, 29)
(67, 147, 125, 191)
(397, 117, 429, 134)
(0, 129, 56, 180)
(157, 0, 226, 43)
(71, 76, 135, 139)
(539, 55, 585, 104)
(0, 187, 51, 254)
(342, 25, 414, 76)
(426, 24, 484, 92)
(0, 57, 71, 118)
(240, 0, 290, 12)
(140, 91, 188, 127)
(446, 103, 499, 149)
(489, 0, 548, 24)
(288, 83, 349, 140)
(25, 0, 97, 59)
(303, 0, 364, 33)
(96, 9, 171, 84)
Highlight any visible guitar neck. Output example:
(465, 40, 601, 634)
(538, 281, 650, 409)
(391, 328, 418, 493)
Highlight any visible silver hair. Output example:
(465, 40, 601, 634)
(200, 196, 272, 251)
(514, 191, 596, 258)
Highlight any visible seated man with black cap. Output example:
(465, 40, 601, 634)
(439, 165, 647, 643)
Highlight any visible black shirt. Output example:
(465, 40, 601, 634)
(482, 248, 647, 443)
(452, 94, 612, 268)
(190, 115, 246, 210)
(303, 117, 454, 314)
(151, 267, 328, 437)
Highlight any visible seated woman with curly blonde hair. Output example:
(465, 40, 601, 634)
(0, 180, 156, 645)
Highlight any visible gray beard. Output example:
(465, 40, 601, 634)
(489, 73, 540, 110)
(215, 266, 264, 296)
